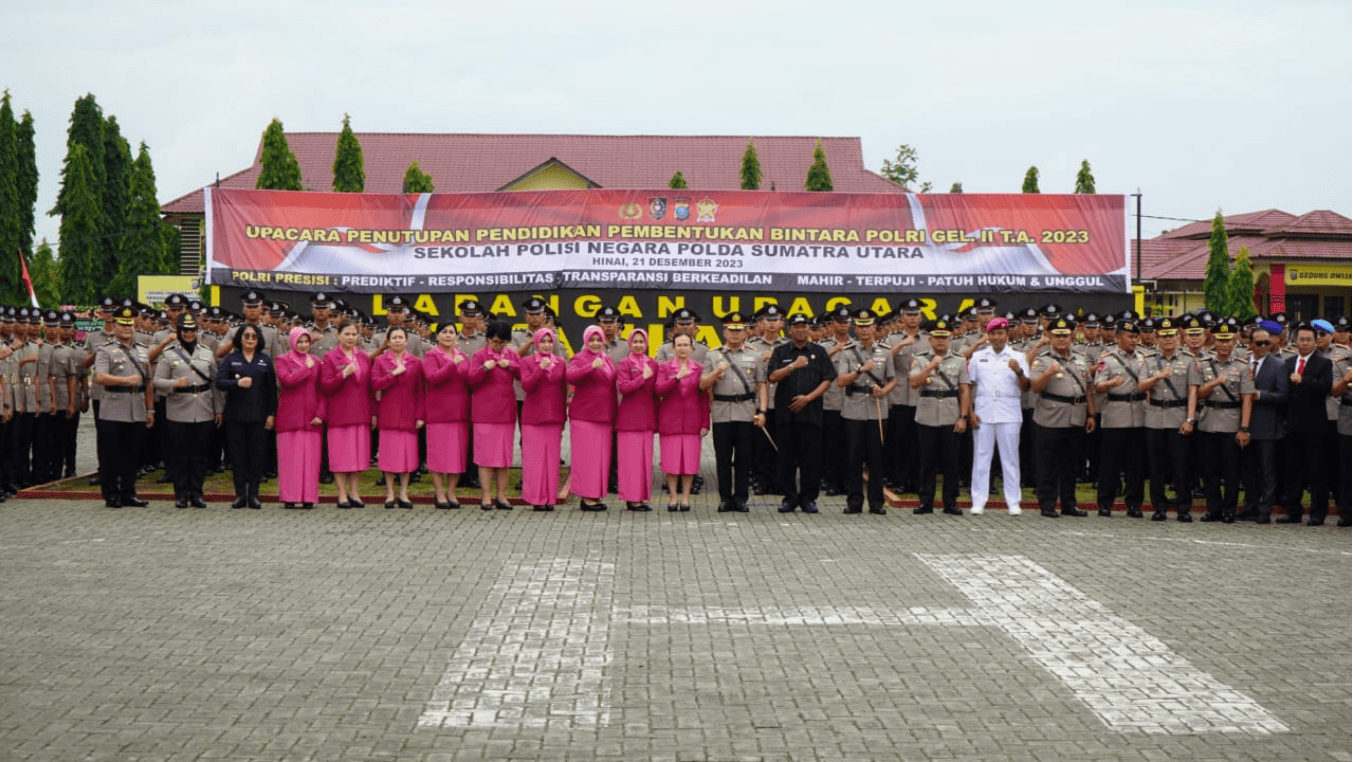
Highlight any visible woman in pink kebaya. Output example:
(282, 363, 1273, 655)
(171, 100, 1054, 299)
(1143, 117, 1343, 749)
(466, 321, 520, 510)
(320, 322, 373, 508)
(421, 322, 471, 509)
(655, 333, 708, 511)
(275, 327, 325, 509)
(615, 328, 658, 511)
(565, 325, 617, 511)
(371, 326, 423, 509)
(519, 327, 568, 511)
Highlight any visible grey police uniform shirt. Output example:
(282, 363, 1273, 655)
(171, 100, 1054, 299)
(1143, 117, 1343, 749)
(308, 322, 340, 359)
(36, 341, 54, 412)
(1187, 355, 1254, 434)
(1333, 352, 1351, 436)
(909, 348, 968, 427)
(1143, 351, 1192, 430)
(1097, 347, 1147, 429)
(656, 337, 710, 365)
(1322, 345, 1351, 422)
(50, 342, 77, 412)
(703, 345, 765, 424)
(153, 343, 222, 423)
(94, 340, 151, 422)
(1, 345, 16, 412)
(752, 336, 787, 411)
(817, 336, 850, 413)
(603, 336, 630, 366)
(890, 331, 925, 408)
(1031, 349, 1092, 428)
(457, 331, 487, 357)
(834, 340, 894, 422)
(375, 328, 427, 358)
(16, 341, 39, 413)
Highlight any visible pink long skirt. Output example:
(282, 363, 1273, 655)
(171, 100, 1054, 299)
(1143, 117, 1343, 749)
(473, 421, 515, 468)
(520, 423, 562, 506)
(378, 429, 419, 474)
(277, 429, 321, 503)
(569, 419, 613, 500)
(426, 421, 468, 474)
(660, 433, 702, 475)
(327, 424, 371, 473)
(617, 430, 654, 502)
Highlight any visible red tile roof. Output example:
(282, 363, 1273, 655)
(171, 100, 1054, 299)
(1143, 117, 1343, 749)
(163, 133, 903, 214)
(1132, 208, 1351, 281)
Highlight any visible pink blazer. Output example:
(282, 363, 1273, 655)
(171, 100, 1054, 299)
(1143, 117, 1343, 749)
(275, 351, 326, 433)
(466, 345, 520, 424)
(372, 351, 424, 432)
(421, 347, 470, 423)
(615, 353, 657, 432)
(566, 351, 617, 424)
(520, 354, 567, 426)
(655, 358, 709, 435)
(319, 347, 373, 427)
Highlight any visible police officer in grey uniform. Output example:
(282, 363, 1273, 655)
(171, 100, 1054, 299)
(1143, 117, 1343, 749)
(1030, 316, 1096, 518)
(50, 311, 81, 480)
(12, 307, 41, 487)
(701, 311, 767, 512)
(1330, 341, 1352, 526)
(887, 299, 926, 493)
(817, 305, 854, 495)
(750, 304, 787, 494)
(597, 306, 631, 365)
(835, 308, 896, 515)
(1186, 317, 1254, 522)
(93, 305, 155, 508)
(1094, 319, 1147, 517)
(307, 292, 340, 359)
(1139, 317, 1194, 521)
(909, 317, 969, 516)
(656, 308, 710, 364)
(455, 299, 488, 488)
(153, 313, 222, 508)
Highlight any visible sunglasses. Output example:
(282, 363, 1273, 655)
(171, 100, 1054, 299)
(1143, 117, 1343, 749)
(1252, 340, 1270, 346)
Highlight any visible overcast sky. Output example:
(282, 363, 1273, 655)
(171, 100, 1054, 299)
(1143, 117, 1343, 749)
(6, 0, 1350, 253)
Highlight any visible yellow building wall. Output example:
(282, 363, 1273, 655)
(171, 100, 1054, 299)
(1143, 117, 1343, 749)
(502, 164, 593, 191)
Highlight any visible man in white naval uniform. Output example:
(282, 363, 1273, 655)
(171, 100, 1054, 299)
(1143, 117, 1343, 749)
(965, 317, 1030, 515)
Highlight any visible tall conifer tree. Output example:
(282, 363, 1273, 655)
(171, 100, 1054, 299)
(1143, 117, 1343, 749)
(1226, 245, 1258, 320)
(1202, 211, 1231, 314)
(16, 109, 37, 255)
(740, 140, 761, 190)
(256, 118, 303, 191)
(57, 144, 104, 303)
(332, 114, 365, 192)
(0, 90, 21, 303)
(51, 94, 106, 216)
(29, 239, 61, 306)
(101, 115, 133, 285)
(1073, 160, 1095, 194)
(112, 142, 172, 296)
(1022, 166, 1040, 193)
(668, 171, 687, 189)
(804, 140, 833, 191)
(402, 161, 434, 193)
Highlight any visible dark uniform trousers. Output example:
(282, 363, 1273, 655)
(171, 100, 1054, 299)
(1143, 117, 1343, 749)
(1283, 432, 1328, 521)
(821, 410, 846, 490)
(843, 418, 886, 511)
(1198, 430, 1241, 518)
(753, 409, 777, 490)
(226, 422, 270, 498)
(36, 412, 62, 483)
(1084, 415, 1102, 482)
(1147, 428, 1191, 516)
(1019, 409, 1037, 487)
(8, 412, 35, 485)
(1337, 427, 1351, 523)
(62, 411, 80, 477)
(915, 423, 959, 510)
(166, 420, 214, 499)
(1035, 424, 1083, 512)
(775, 420, 822, 508)
(0, 417, 11, 489)
(1241, 439, 1280, 519)
(885, 404, 914, 489)
(712, 421, 754, 505)
(1096, 427, 1145, 511)
(98, 419, 146, 501)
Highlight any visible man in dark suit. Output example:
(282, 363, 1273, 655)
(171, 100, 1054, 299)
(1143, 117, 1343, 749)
(1240, 326, 1288, 523)
(1278, 323, 1334, 525)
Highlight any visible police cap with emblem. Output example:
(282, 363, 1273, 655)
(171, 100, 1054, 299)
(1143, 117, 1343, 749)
(522, 297, 547, 315)
(926, 318, 953, 337)
(720, 311, 748, 329)
(897, 298, 923, 315)
(1116, 319, 1140, 334)
(831, 305, 853, 323)
(975, 297, 998, 314)
(786, 312, 812, 327)
(1019, 306, 1040, 324)
(1050, 317, 1075, 335)
(60, 311, 76, 326)
(1181, 315, 1205, 333)
(98, 295, 118, 312)
(177, 313, 199, 331)
(1118, 309, 1140, 323)
(385, 295, 410, 312)
(1335, 315, 1351, 332)
(1082, 312, 1101, 327)
(1155, 317, 1178, 336)
(1039, 303, 1062, 318)
(673, 308, 697, 325)
(1213, 317, 1239, 338)
(43, 309, 60, 326)
(165, 293, 189, 309)
(595, 306, 621, 323)
(852, 308, 876, 326)
(113, 305, 137, 325)
(241, 290, 266, 306)
(311, 292, 333, 307)
(761, 304, 784, 320)
(457, 299, 484, 317)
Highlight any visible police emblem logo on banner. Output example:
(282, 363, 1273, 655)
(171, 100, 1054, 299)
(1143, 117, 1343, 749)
(696, 198, 718, 223)
(619, 202, 642, 220)
(648, 198, 667, 220)
(673, 198, 691, 221)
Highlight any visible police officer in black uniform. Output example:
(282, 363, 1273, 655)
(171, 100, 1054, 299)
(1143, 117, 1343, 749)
(767, 313, 836, 513)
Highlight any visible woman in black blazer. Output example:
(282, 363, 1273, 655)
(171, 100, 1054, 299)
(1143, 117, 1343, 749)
(216, 324, 277, 508)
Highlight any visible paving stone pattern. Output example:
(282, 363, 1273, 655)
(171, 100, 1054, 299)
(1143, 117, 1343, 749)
(0, 489, 1349, 761)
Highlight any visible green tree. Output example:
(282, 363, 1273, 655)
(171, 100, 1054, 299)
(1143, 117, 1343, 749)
(57, 144, 104, 304)
(1073, 159, 1095, 194)
(402, 161, 434, 193)
(0, 90, 21, 304)
(804, 140, 833, 192)
(668, 171, 688, 189)
(112, 141, 173, 296)
(949, 182, 963, 193)
(255, 118, 303, 191)
(332, 113, 365, 192)
(29, 239, 61, 307)
(51, 94, 106, 216)
(1226, 245, 1258, 320)
(16, 109, 37, 256)
(1202, 211, 1231, 314)
(100, 115, 133, 286)
(879, 143, 931, 191)
(1022, 166, 1040, 193)
(740, 139, 761, 190)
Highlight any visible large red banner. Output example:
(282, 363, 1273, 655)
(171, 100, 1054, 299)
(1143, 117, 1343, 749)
(206, 188, 1128, 295)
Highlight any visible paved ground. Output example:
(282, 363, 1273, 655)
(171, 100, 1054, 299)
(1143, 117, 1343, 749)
(2, 475, 1349, 762)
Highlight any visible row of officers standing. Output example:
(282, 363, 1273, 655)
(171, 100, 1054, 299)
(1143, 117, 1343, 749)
(6, 291, 1348, 527)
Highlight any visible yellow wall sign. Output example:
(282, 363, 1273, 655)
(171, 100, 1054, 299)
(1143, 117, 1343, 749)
(1285, 263, 1351, 287)
(138, 275, 199, 306)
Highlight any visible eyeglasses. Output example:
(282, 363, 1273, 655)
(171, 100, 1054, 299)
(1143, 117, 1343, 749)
(1252, 340, 1270, 346)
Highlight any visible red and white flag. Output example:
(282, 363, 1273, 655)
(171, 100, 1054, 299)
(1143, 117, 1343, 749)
(18, 249, 39, 309)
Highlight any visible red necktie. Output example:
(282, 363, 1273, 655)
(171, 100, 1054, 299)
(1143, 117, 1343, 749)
(1297, 357, 1306, 375)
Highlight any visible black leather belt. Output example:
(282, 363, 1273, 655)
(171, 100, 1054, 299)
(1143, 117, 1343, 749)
(1040, 392, 1086, 405)
(1149, 398, 1187, 408)
(103, 385, 144, 393)
(919, 389, 959, 399)
(1108, 392, 1146, 402)
(175, 383, 212, 394)
(713, 393, 755, 403)
(1342, 397, 1351, 407)
(1203, 400, 1241, 410)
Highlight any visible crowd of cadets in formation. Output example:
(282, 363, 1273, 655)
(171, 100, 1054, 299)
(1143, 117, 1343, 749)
(0, 290, 1348, 527)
